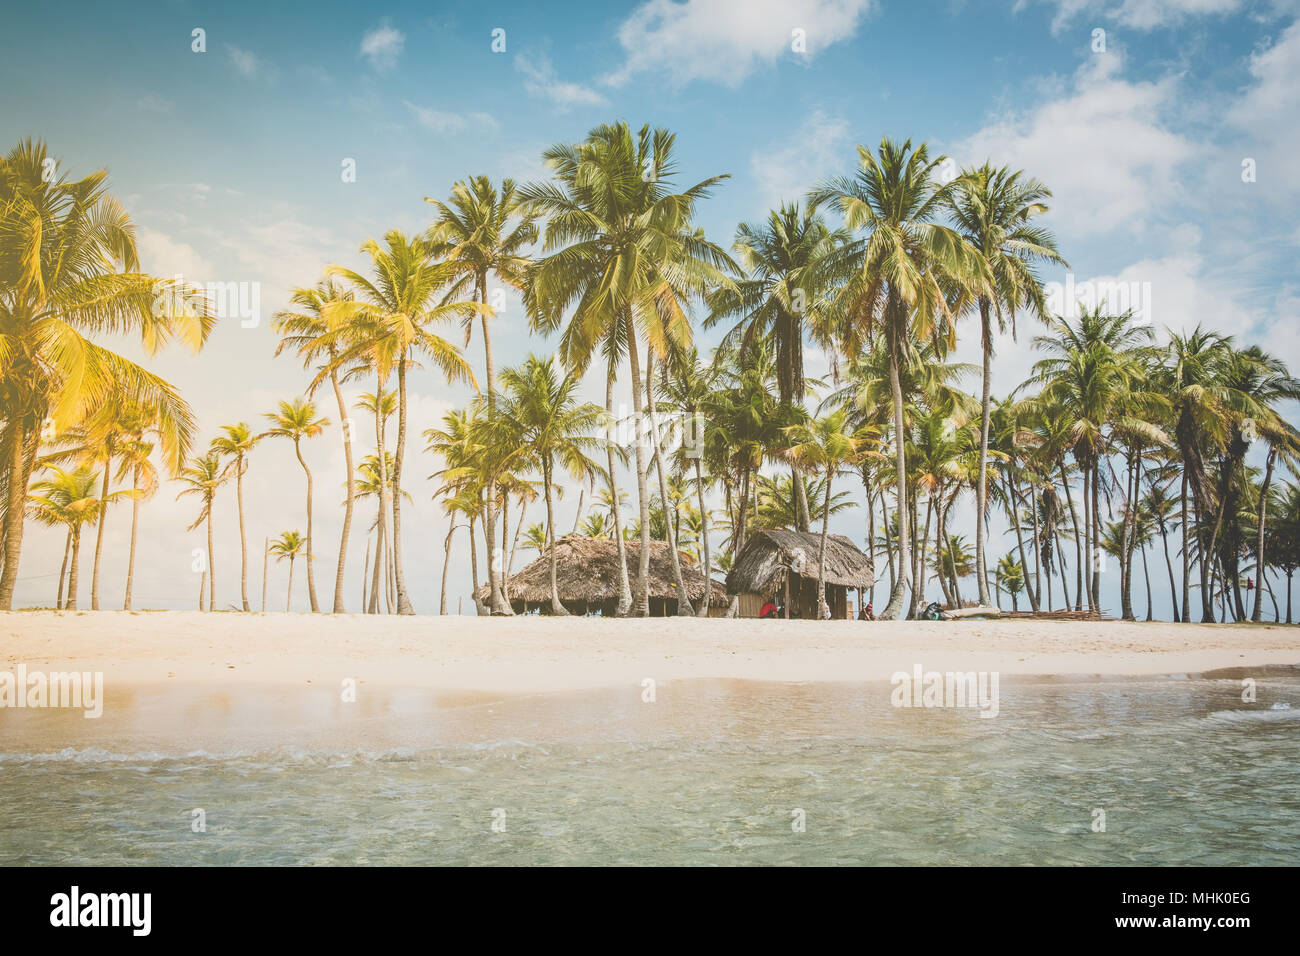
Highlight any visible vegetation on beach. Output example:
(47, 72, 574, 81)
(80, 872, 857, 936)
(3, 128, 1299, 621)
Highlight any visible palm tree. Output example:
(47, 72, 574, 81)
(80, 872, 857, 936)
(274, 280, 361, 614)
(322, 231, 478, 614)
(1033, 306, 1162, 613)
(210, 423, 264, 611)
(994, 553, 1025, 610)
(27, 465, 114, 609)
(0, 139, 213, 609)
(705, 203, 844, 530)
(811, 137, 986, 618)
(175, 452, 227, 611)
(353, 451, 409, 614)
(948, 163, 1065, 606)
(427, 175, 538, 615)
(782, 409, 873, 618)
(495, 355, 607, 615)
(522, 522, 548, 555)
(661, 346, 723, 615)
(426, 406, 490, 615)
(268, 530, 306, 612)
(117, 402, 163, 611)
(264, 399, 329, 613)
(522, 121, 735, 616)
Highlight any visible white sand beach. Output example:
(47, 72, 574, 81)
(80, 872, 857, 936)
(4, 611, 1297, 695)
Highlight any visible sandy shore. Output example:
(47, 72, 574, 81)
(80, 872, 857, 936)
(4, 610, 1298, 694)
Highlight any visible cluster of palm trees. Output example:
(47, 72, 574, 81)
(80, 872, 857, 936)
(5, 128, 1299, 621)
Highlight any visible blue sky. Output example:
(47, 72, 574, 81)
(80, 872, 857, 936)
(4, 0, 1299, 614)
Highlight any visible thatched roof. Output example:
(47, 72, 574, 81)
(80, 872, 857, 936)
(478, 534, 728, 607)
(725, 529, 873, 595)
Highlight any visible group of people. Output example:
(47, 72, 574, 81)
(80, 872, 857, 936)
(756, 600, 877, 621)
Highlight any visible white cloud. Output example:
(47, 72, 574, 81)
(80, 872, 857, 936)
(136, 228, 215, 283)
(957, 52, 1192, 238)
(750, 109, 849, 210)
(360, 20, 405, 72)
(226, 45, 260, 77)
(1226, 20, 1300, 193)
(403, 101, 499, 135)
(514, 53, 606, 110)
(606, 0, 874, 88)
(1027, 0, 1244, 32)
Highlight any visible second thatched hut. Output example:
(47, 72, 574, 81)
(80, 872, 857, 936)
(725, 528, 874, 619)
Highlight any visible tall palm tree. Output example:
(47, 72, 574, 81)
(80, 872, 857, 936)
(322, 231, 478, 614)
(117, 401, 164, 611)
(268, 530, 305, 612)
(426, 406, 490, 615)
(0, 139, 213, 609)
(705, 203, 844, 530)
(811, 137, 986, 618)
(27, 465, 114, 609)
(210, 423, 264, 611)
(522, 121, 735, 615)
(176, 452, 226, 612)
(782, 409, 873, 618)
(274, 280, 361, 614)
(427, 175, 538, 615)
(1033, 306, 1162, 612)
(264, 399, 329, 613)
(495, 355, 607, 615)
(948, 163, 1065, 606)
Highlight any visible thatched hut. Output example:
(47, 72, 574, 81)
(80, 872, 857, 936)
(478, 534, 728, 616)
(725, 529, 874, 619)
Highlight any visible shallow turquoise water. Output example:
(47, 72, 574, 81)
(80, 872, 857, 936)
(2, 674, 1298, 865)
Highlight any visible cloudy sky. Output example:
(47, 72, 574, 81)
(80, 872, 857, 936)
(3, 0, 1297, 615)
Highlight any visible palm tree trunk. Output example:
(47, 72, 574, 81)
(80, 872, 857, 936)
(544, 460, 567, 616)
(694, 459, 711, 618)
(625, 314, 653, 617)
(1006, 473, 1039, 612)
(286, 556, 295, 612)
(392, 355, 415, 615)
(508, 495, 528, 583)
(1179, 470, 1192, 622)
(57, 529, 70, 609)
(793, 465, 811, 532)
(371, 394, 390, 614)
(0, 422, 30, 611)
(1060, 461, 1084, 611)
(1157, 516, 1178, 622)
(1141, 539, 1153, 621)
(1091, 463, 1102, 613)
(234, 456, 249, 611)
(606, 373, 633, 616)
(882, 337, 911, 620)
(645, 355, 693, 616)
(466, 515, 482, 615)
(440, 524, 456, 615)
(124, 465, 141, 611)
(1028, 477, 1043, 609)
(368, 515, 384, 615)
(974, 297, 993, 606)
(292, 439, 320, 613)
(91, 461, 111, 610)
(329, 368, 354, 614)
(207, 510, 216, 611)
(1252, 446, 1276, 622)
(815, 473, 832, 618)
(361, 537, 369, 611)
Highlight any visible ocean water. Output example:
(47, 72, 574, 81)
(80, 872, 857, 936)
(1, 673, 1298, 865)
